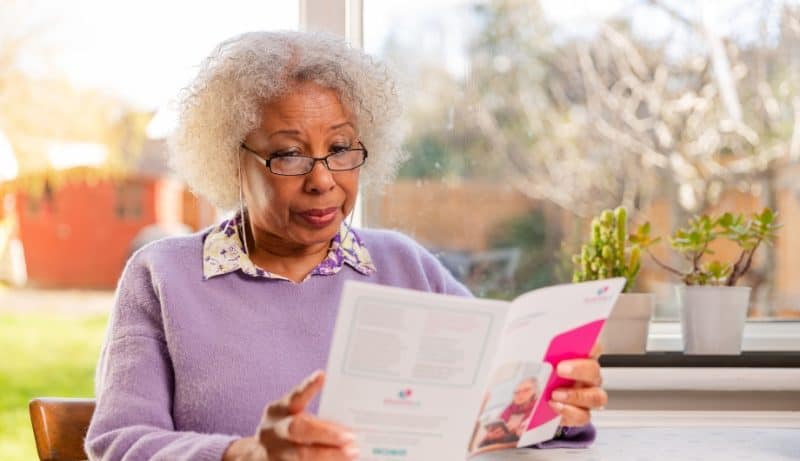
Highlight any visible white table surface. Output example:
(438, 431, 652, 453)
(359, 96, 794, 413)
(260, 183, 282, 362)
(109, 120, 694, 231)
(473, 411, 800, 461)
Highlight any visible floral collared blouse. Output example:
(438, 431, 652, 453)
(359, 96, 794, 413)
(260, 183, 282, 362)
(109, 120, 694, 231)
(202, 213, 375, 282)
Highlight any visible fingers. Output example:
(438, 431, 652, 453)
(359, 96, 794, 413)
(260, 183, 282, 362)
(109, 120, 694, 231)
(286, 371, 326, 414)
(259, 440, 360, 461)
(590, 342, 603, 359)
(548, 401, 591, 427)
(556, 359, 602, 387)
(260, 415, 359, 460)
(293, 444, 360, 461)
(270, 414, 355, 446)
(551, 386, 607, 410)
(258, 371, 359, 460)
(549, 385, 607, 427)
(267, 370, 326, 420)
(270, 444, 360, 461)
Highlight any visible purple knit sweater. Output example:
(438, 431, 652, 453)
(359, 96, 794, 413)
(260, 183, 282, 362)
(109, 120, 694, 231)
(85, 228, 593, 460)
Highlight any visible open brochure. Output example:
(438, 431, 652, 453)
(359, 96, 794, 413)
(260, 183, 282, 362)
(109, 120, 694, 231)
(318, 278, 626, 460)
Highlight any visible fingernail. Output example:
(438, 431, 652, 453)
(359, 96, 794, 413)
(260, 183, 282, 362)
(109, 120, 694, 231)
(557, 362, 573, 376)
(345, 445, 360, 459)
(549, 400, 564, 412)
(552, 390, 568, 402)
(300, 371, 321, 388)
(340, 432, 356, 443)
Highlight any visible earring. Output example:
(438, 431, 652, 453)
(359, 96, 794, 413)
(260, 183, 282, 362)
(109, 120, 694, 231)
(341, 195, 358, 245)
(238, 155, 250, 256)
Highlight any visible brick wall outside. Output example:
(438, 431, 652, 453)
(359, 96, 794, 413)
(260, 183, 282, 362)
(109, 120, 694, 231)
(369, 178, 800, 315)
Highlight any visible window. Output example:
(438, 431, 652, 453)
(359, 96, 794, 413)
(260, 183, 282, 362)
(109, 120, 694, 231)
(1, 0, 299, 289)
(114, 182, 143, 220)
(361, 0, 800, 332)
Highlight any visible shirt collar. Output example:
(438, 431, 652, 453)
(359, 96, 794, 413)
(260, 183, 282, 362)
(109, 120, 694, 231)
(202, 213, 375, 281)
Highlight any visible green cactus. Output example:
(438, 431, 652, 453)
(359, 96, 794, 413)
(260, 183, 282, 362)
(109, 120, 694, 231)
(572, 206, 658, 292)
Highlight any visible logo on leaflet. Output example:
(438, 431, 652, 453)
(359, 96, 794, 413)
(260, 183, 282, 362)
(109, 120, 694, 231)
(383, 388, 420, 407)
(584, 285, 612, 303)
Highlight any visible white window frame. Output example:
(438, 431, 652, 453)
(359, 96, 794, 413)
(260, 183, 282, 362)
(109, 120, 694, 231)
(301, 0, 800, 353)
(299, 0, 365, 227)
(299, 0, 362, 47)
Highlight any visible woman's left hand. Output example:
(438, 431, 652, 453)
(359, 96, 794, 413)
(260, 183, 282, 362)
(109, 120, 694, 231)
(548, 343, 607, 427)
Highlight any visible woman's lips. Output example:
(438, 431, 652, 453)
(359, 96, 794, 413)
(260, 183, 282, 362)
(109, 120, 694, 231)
(297, 207, 339, 228)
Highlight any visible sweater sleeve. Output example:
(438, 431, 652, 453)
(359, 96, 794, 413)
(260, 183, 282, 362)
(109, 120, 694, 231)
(85, 252, 239, 461)
(533, 424, 596, 449)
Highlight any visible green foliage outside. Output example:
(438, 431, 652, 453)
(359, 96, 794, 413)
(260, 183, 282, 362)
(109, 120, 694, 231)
(487, 209, 562, 298)
(0, 313, 108, 461)
(398, 135, 468, 179)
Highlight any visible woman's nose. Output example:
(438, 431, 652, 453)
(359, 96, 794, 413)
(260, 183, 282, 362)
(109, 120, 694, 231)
(304, 159, 336, 193)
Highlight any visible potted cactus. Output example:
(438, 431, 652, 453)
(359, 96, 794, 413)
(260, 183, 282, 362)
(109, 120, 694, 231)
(573, 206, 658, 354)
(645, 208, 781, 355)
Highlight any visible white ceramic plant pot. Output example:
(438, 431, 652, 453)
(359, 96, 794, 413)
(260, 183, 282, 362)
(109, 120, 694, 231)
(598, 293, 655, 354)
(677, 285, 751, 355)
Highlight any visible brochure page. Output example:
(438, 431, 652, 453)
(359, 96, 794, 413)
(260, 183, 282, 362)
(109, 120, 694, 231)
(319, 281, 509, 461)
(466, 278, 625, 455)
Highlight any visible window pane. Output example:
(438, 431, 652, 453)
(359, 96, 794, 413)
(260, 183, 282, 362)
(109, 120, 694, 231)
(0, 3, 298, 458)
(364, 0, 800, 321)
(0, 1, 298, 287)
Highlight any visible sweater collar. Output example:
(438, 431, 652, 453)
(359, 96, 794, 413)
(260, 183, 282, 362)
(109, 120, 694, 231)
(202, 213, 375, 281)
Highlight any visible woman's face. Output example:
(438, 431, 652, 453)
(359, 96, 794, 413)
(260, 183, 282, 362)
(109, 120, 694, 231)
(241, 81, 361, 252)
(512, 379, 537, 405)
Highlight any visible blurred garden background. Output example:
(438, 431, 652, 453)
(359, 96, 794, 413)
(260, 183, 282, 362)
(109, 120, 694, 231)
(1, 0, 799, 458)
(0, 291, 108, 460)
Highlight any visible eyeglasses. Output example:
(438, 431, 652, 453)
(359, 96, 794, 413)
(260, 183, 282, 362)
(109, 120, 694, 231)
(240, 141, 368, 176)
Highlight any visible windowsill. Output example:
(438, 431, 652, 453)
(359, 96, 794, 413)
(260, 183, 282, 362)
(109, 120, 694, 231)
(598, 321, 800, 394)
(601, 367, 800, 391)
(600, 351, 800, 368)
(646, 320, 800, 351)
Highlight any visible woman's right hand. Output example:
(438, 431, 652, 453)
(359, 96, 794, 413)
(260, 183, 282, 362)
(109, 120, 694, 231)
(223, 370, 359, 461)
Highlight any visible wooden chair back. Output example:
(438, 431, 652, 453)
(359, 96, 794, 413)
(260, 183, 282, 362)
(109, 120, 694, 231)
(29, 398, 95, 461)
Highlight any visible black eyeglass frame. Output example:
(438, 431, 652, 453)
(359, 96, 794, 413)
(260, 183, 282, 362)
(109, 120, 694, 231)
(240, 141, 369, 176)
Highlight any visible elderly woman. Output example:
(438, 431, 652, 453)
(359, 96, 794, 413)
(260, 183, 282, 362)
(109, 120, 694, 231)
(85, 31, 607, 461)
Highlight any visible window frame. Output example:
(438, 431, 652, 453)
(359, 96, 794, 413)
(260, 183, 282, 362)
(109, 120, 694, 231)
(299, 0, 365, 228)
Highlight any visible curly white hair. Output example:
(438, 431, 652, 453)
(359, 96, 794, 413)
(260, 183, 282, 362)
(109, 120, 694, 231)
(168, 31, 406, 210)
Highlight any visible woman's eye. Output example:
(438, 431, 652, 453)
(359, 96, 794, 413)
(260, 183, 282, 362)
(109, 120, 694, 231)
(273, 150, 302, 158)
(330, 145, 351, 154)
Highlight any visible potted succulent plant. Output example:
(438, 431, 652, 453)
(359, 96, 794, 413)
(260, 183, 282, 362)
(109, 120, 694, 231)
(572, 206, 658, 354)
(645, 208, 781, 355)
